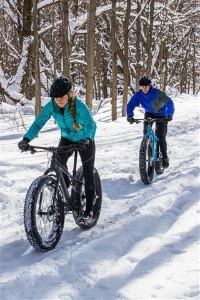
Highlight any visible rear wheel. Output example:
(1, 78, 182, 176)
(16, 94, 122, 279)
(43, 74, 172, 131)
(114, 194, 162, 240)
(71, 167, 102, 229)
(139, 137, 154, 184)
(24, 175, 64, 251)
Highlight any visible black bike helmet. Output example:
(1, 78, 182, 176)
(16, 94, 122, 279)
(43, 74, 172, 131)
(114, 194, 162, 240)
(50, 76, 72, 97)
(139, 76, 151, 86)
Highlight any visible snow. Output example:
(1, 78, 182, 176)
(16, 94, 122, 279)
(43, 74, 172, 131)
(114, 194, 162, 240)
(0, 93, 199, 300)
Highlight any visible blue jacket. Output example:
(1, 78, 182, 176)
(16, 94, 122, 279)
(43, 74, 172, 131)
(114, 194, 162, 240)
(126, 87, 175, 117)
(24, 97, 96, 142)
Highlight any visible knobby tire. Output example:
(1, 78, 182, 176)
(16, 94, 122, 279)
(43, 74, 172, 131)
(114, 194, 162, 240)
(71, 167, 102, 229)
(24, 175, 64, 252)
(139, 137, 154, 184)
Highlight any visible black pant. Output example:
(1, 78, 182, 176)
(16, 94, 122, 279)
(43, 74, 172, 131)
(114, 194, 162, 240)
(57, 137, 96, 213)
(143, 112, 168, 158)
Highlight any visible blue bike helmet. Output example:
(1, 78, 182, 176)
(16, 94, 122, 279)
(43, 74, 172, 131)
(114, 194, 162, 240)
(50, 76, 72, 97)
(139, 76, 151, 86)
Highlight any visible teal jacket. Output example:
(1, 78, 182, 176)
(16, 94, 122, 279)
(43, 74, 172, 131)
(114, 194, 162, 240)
(24, 97, 96, 142)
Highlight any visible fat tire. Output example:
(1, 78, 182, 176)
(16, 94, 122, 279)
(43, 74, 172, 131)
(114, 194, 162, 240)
(139, 137, 154, 184)
(24, 175, 64, 252)
(71, 167, 102, 229)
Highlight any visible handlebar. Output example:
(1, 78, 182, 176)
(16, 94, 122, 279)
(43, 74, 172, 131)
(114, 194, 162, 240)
(24, 143, 83, 154)
(128, 117, 169, 124)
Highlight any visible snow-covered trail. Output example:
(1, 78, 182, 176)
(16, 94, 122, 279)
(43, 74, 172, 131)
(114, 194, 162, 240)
(0, 95, 199, 299)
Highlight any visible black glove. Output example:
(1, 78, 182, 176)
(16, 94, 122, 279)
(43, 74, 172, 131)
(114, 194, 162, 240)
(77, 139, 91, 151)
(166, 115, 173, 121)
(18, 138, 30, 151)
(127, 117, 134, 124)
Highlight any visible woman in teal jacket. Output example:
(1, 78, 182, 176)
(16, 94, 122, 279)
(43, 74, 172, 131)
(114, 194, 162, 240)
(18, 76, 97, 224)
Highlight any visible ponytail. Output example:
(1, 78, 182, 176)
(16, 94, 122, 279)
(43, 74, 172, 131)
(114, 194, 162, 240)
(68, 91, 82, 131)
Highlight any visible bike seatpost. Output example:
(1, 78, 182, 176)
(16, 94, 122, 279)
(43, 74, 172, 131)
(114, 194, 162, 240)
(73, 150, 78, 177)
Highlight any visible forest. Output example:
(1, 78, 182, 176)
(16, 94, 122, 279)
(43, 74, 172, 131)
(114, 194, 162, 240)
(0, 0, 199, 119)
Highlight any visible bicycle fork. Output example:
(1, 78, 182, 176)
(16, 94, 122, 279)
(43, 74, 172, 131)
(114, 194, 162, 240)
(144, 133, 159, 164)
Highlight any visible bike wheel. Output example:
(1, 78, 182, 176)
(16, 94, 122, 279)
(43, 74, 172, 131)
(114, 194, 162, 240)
(71, 166, 102, 229)
(155, 143, 164, 175)
(139, 137, 155, 184)
(24, 175, 64, 251)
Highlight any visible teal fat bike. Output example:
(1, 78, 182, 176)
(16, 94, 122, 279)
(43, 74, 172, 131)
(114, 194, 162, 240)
(131, 117, 167, 184)
(22, 143, 102, 252)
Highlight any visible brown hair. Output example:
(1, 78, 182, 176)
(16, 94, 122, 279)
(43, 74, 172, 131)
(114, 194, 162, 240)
(68, 90, 82, 131)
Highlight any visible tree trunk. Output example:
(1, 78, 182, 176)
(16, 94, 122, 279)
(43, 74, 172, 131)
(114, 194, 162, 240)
(19, 0, 33, 97)
(111, 0, 117, 121)
(95, 37, 101, 100)
(135, 0, 142, 91)
(146, 0, 155, 76)
(85, 0, 97, 110)
(102, 55, 108, 99)
(33, 0, 41, 117)
(192, 34, 196, 94)
(52, 3, 57, 78)
(122, 0, 131, 117)
(61, 0, 70, 78)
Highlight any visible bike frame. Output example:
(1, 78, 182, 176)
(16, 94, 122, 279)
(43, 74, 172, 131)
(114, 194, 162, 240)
(51, 150, 84, 210)
(143, 119, 159, 163)
(30, 145, 84, 210)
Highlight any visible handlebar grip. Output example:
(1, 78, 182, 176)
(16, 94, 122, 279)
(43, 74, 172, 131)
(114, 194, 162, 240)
(135, 120, 140, 124)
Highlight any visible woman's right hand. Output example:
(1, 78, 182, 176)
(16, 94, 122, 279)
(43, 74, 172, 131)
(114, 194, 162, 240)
(18, 138, 30, 151)
(77, 139, 91, 151)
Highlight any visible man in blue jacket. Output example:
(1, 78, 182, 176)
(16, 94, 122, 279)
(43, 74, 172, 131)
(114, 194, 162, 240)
(126, 76, 175, 168)
(18, 76, 96, 224)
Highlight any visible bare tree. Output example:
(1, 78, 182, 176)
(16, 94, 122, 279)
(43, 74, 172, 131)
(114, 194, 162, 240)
(111, 0, 117, 121)
(146, 0, 155, 76)
(20, 0, 34, 98)
(86, 0, 97, 110)
(61, 0, 70, 77)
(121, 0, 131, 117)
(135, 0, 142, 91)
(33, 0, 41, 117)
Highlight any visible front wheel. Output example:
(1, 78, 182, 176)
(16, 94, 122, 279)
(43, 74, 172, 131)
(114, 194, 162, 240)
(24, 175, 64, 251)
(139, 137, 154, 184)
(71, 167, 102, 229)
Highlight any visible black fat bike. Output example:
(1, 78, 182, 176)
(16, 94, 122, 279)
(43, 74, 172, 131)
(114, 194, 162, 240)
(23, 143, 102, 252)
(132, 117, 166, 184)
